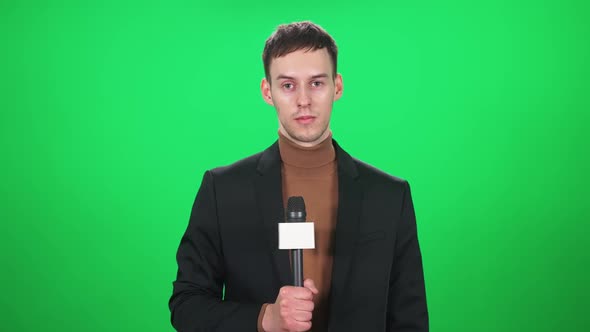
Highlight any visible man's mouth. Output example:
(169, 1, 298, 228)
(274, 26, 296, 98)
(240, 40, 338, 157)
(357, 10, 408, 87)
(295, 115, 316, 124)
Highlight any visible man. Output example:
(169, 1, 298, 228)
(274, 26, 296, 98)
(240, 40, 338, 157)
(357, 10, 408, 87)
(169, 21, 428, 332)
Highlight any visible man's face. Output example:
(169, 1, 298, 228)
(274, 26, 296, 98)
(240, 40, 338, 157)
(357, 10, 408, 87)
(261, 48, 343, 147)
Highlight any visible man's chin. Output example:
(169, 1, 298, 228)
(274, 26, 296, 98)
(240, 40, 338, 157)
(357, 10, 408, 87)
(291, 133, 330, 145)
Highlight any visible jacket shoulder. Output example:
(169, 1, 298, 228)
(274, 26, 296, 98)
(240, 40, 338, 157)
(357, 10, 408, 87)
(207, 151, 263, 180)
(352, 158, 409, 191)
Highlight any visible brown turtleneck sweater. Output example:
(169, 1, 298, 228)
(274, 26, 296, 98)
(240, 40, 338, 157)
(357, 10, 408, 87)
(258, 131, 339, 332)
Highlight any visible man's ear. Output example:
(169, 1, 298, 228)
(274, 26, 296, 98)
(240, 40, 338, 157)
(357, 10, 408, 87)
(333, 73, 343, 101)
(261, 78, 274, 106)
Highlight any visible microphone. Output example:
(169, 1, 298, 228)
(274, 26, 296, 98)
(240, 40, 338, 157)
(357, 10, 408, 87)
(278, 196, 314, 287)
(286, 196, 306, 287)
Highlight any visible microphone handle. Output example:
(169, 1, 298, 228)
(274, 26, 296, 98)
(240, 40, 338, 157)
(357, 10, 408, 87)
(291, 248, 303, 287)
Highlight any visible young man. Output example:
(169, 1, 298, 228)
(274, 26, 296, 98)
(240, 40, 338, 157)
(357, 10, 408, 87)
(169, 21, 428, 332)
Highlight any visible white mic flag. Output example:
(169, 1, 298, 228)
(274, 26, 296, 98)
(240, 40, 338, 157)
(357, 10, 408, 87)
(278, 222, 315, 249)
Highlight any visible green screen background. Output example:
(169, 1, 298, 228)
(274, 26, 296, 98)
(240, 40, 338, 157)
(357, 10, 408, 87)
(1, 1, 588, 331)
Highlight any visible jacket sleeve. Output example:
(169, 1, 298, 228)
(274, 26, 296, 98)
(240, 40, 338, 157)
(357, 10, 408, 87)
(387, 181, 429, 331)
(169, 171, 261, 331)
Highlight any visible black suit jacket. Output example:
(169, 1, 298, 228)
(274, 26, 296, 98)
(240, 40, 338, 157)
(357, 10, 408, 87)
(169, 140, 428, 331)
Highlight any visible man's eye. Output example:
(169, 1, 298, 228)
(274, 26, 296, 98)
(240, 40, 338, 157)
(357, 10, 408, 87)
(283, 83, 293, 89)
(311, 81, 323, 87)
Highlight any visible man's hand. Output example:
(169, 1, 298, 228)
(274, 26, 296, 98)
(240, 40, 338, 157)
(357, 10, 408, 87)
(261, 278, 319, 332)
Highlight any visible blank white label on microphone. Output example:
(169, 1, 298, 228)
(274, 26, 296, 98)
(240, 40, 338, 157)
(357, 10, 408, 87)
(278, 222, 315, 249)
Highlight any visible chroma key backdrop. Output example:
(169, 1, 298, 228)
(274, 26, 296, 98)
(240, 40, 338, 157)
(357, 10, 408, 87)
(1, 1, 588, 331)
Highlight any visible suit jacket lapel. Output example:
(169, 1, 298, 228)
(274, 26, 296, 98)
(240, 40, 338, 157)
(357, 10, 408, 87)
(254, 142, 292, 287)
(330, 140, 362, 319)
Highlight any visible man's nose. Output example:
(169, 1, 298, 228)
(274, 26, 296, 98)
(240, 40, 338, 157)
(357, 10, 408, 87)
(296, 86, 311, 107)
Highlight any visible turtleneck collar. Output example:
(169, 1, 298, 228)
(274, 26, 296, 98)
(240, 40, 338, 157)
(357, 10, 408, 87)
(278, 130, 336, 169)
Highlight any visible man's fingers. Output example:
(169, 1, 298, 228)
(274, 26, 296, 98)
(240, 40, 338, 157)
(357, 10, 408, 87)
(267, 284, 317, 332)
(292, 298, 315, 312)
(286, 286, 314, 300)
(279, 298, 314, 312)
(280, 280, 318, 299)
(291, 310, 312, 322)
(303, 278, 319, 294)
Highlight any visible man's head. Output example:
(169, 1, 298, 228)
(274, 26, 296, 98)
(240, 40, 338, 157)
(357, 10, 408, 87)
(261, 21, 343, 147)
(262, 21, 338, 83)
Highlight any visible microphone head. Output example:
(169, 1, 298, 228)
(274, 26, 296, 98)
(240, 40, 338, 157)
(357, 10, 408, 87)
(286, 196, 306, 222)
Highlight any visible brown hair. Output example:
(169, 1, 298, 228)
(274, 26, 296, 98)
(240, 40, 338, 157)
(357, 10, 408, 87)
(262, 21, 338, 83)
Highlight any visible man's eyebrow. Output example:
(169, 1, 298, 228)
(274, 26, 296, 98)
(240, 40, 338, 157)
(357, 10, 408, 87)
(310, 74, 329, 79)
(275, 73, 330, 80)
(275, 74, 295, 81)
